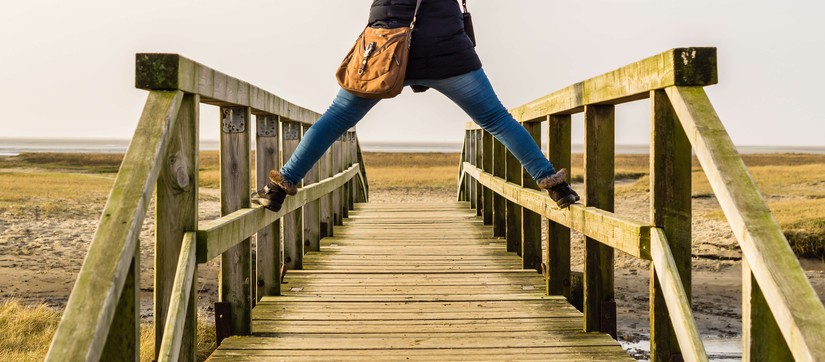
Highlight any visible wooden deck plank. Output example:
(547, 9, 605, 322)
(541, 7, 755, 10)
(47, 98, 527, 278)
(212, 202, 631, 360)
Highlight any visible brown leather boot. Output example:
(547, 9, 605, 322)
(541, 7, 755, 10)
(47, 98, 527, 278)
(251, 170, 298, 212)
(537, 169, 580, 208)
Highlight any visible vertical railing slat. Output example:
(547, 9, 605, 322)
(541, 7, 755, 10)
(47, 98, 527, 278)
(505, 147, 522, 255)
(521, 122, 542, 271)
(546, 115, 572, 297)
(481, 131, 493, 225)
(282, 120, 304, 270)
(650, 89, 693, 361)
(583, 105, 617, 338)
(475, 130, 483, 216)
(219, 106, 253, 336)
(303, 124, 321, 253)
(256, 115, 281, 298)
(492, 137, 506, 237)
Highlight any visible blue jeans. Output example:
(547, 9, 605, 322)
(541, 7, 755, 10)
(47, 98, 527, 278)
(280, 68, 557, 184)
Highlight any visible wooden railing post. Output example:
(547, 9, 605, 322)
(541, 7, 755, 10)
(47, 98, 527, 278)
(355, 138, 369, 202)
(505, 148, 522, 255)
(521, 122, 542, 271)
(650, 90, 693, 360)
(282, 120, 304, 269)
(583, 105, 617, 338)
(321, 146, 334, 237)
(349, 132, 357, 209)
(492, 137, 506, 237)
(333, 136, 343, 226)
(481, 131, 493, 225)
(256, 115, 281, 299)
(219, 106, 253, 336)
(469, 131, 477, 210)
(743, 260, 793, 361)
(303, 124, 321, 253)
(546, 115, 572, 297)
(103, 242, 140, 360)
(475, 130, 483, 216)
(154, 93, 199, 360)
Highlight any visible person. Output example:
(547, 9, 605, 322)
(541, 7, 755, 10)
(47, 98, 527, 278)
(252, 0, 579, 212)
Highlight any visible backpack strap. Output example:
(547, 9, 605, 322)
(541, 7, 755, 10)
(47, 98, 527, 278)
(410, 0, 424, 29)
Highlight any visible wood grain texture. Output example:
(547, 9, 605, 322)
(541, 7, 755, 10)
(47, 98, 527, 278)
(303, 124, 321, 254)
(649, 89, 692, 361)
(650, 229, 707, 362)
(583, 105, 616, 337)
(136, 53, 321, 124)
(546, 115, 572, 297)
(492, 137, 506, 238)
(521, 122, 542, 271)
(505, 147, 522, 254)
(256, 115, 281, 299)
(667, 86, 825, 361)
(220, 106, 253, 336)
(210, 203, 631, 360)
(282, 121, 303, 270)
(46, 91, 183, 362)
(481, 131, 493, 225)
(157, 233, 197, 362)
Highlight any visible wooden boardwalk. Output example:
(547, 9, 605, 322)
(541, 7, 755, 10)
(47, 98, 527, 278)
(211, 203, 631, 361)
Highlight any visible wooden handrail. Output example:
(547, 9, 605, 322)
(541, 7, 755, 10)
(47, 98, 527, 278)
(157, 232, 197, 362)
(46, 91, 184, 361)
(462, 163, 651, 259)
(197, 164, 363, 263)
(667, 86, 825, 361)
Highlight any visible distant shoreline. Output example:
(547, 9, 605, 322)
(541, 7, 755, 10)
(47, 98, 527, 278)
(1, 138, 824, 156)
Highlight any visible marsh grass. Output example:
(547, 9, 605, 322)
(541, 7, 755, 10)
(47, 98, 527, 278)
(0, 300, 215, 362)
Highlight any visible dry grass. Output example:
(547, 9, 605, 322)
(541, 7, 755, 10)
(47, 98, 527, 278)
(363, 152, 460, 193)
(0, 300, 215, 362)
(0, 171, 114, 217)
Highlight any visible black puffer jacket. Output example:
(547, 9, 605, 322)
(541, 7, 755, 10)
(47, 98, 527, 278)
(368, 0, 481, 80)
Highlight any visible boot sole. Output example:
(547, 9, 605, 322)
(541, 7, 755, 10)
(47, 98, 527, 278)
(251, 193, 283, 212)
(556, 194, 580, 209)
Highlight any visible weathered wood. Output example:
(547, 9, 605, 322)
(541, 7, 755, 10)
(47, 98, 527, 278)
(458, 131, 468, 201)
(505, 147, 522, 254)
(303, 124, 321, 253)
(256, 115, 281, 299)
(321, 147, 334, 238)
(155, 92, 199, 361)
(492, 137, 506, 237)
(521, 122, 542, 271)
(462, 163, 651, 260)
(650, 229, 708, 362)
(469, 131, 477, 210)
(667, 86, 825, 361)
(583, 105, 616, 337)
(45, 91, 183, 362)
(282, 120, 304, 270)
(198, 166, 361, 262)
(220, 106, 253, 336)
(101, 243, 139, 361)
(546, 115, 572, 297)
(349, 132, 358, 209)
(481, 131, 493, 225)
(136, 53, 320, 124)
(355, 138, 369, 201)
(743, 260, 793, 361)
(475, 130, 483, 217)
(157, 232, 197, 362)
(341, 133, 351, 219)
(649, 89, 692, 361)
(333, 136, 343, 226)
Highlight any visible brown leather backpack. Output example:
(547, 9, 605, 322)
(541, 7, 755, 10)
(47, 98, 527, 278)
(336, 0, 423, 99)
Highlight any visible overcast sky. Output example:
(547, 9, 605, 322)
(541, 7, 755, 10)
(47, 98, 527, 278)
(1, 0, 823, 146)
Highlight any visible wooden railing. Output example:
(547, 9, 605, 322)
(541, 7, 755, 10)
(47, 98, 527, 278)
(45, 54, 368, 361)
(458, 47, 825, 362)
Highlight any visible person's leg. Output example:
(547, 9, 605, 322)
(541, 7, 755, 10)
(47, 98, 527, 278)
(422, 68, 579, 207)
(253, 88, 380, 211)
(423, 68, 556, 181)
(280, 89, 381, 184)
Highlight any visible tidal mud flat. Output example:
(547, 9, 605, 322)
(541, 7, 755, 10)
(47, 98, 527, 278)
(1, 152, 824, 360)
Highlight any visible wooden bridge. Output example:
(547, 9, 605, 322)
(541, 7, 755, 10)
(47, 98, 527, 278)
(45, 48, 825, 362)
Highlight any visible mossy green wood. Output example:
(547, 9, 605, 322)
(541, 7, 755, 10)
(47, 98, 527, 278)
(583, 105, 616, 337)
(220, 106, 253, 336)
(462, 163, 650, 260)
(282, 121, 304, 270)
(155, 93, 199, 361)
(198, 166, 362, 262)
(482, 131, 494, 225)
(649, 90, 692, 362)
(510, 48, 717, 122)
(742, 260, 792, 361)
(505, 147, 522, 255)
(256, 115, 281, 299)
(521, 122, 542, 271)
(546, 115, 572, 297)
(492, 137, 511, 238)
(304, 124, 321, 253)
(136, 53, 321, 125)
(101, 242, 139, 361)
(667, 86, 825, 361)
(157, 232, 197, 362)
(45, 91, 183, 361)
(650, 229, 708, 362)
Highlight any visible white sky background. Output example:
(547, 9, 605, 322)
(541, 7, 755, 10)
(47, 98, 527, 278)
(0, 0, 823, 146)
